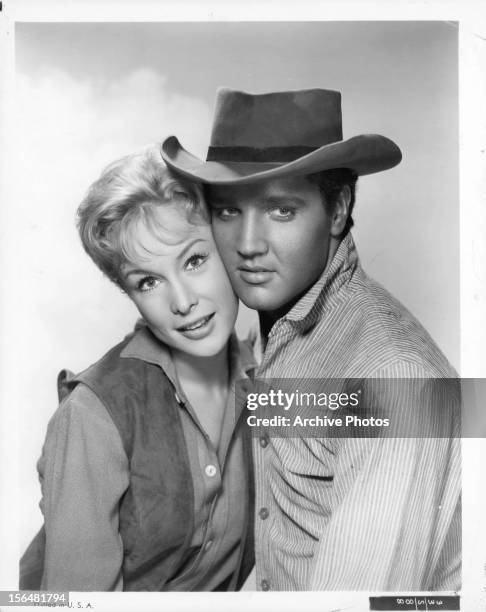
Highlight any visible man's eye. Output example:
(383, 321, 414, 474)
(213, 207, 239, 220)
(185, 252, 209, 271)
(270, 207, 296, 220)
(137, 276, 160, 292)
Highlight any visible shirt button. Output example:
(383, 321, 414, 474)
(261, 579, 270, 591)
(204, 539, 213, 551)
(174, 391, 183, 404)
(205, 464, 217, 477)
(259, 507, 269, 520)
(259, 435, 269, 448)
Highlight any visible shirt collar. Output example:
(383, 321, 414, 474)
(284, 232, 360, 332)
(120, 321, 256, 393)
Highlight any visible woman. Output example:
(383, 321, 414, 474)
(20, 146, 255, 591)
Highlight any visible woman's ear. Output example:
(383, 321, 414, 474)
(330, 185, 351, 237)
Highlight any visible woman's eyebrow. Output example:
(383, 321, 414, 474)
(124, 267, 150, 278)
(176, 238, 208, 261)
(122, 238, 208, 278)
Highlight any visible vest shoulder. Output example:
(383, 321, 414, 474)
(62, 329, 174, 417)
(63, 332, 180, 460)
(74, 331, 139, 384)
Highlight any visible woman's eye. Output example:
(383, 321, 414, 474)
(185, 252, 209, 271)
(137, 276, 160, 292)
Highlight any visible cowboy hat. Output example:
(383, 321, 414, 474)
(161, 87, 402, 185)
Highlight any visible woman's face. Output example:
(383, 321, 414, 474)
(121, 203, 238, 358)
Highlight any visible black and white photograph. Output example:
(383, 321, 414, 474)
(1, 2, 485, 611)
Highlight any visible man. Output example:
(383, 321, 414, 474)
(161, 88, 461, 591)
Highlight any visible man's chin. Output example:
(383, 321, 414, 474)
(236, 287, 288, 313)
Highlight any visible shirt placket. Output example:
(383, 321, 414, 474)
(254, 320, 295, 592)
(169, 372, 246, 589)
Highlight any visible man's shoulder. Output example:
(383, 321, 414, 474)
(315, 271, 456, 377)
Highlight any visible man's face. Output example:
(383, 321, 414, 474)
(209, 176, 335, 313)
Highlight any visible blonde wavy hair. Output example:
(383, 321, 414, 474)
(77, 145, 208, 287)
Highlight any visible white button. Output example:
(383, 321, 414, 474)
(204, 539, 213, 551)
(174, 391, 183, 404)
(205, 464, 217, 477)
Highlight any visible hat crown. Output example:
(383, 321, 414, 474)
(161, 86, 402, 184)
(207, 88, 343, 162)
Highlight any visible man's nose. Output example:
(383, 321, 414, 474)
(237, 213, 269, 258)
(170, 278, 198, 316)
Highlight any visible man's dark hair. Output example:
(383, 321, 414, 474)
(307, 168, 358, 237)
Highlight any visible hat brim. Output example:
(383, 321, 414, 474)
(160, 134, 402, 185)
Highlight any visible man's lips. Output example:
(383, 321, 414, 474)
(237, 264, 274, 285)
(238, 264, 272, 273)
(176, 313, 215, 332)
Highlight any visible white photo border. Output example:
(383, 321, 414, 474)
(1, 1, 485, 611)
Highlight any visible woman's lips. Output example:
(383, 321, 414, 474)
(176, 313, 215, 339)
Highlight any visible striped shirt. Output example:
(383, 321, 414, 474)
(253, 233, 461, 591)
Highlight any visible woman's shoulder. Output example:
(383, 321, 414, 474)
(48, 381, 119, 435)
(49, 327, 148, 437)
(40, 383, 127, 484)
(63, 325, 171, 399)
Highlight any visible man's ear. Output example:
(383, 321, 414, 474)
(330, 185, 351, 237)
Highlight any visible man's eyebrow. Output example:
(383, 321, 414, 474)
(209, 194, 308, 207)
(264, 195, 308, 206)
(208, 197, 232, 207)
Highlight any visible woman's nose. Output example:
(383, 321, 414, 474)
(169, 279, 198, 316)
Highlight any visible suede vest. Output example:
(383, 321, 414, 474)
(20, 333, 254, 591)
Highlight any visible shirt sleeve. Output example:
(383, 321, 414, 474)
(308, 362, 461, 591)
(429, 493, 461, 590)
(38, 384, 129, 591)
